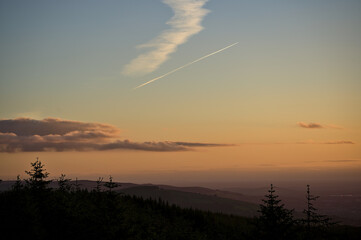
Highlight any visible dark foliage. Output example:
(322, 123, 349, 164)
(24, 158, 51, 191)
(0, 187, 255, 240)
(57, 174, 72, 192)
(256, 184, 295, 240)
(303, 185, 335, 228)
(299, 184, 337, 239)
(104, 175, 120, 193)
(0, 161, 360, 240)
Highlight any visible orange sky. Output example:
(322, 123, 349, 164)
(1, 1, 360, 185)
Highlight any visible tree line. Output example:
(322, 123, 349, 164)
(0, 159, 360, 240)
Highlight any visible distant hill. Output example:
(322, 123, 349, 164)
(2, 182, 361, 240)
(1, 180, 360, 226)
(121, 185, 259, 218)
(0, 180, 259, 217)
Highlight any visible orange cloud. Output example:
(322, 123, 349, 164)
(297, 140, 354, 144)
(297, 122, 344, 129)
(297, 122, 323, 129)
(324, 141, 354, 144)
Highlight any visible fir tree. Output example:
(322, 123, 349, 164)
(95, 177, 103, 192)
(104, 175, 119, 193)
(12, 175, 23, 191)
(24, 158, 51, 190)
(257, 184, 294, 239)
(57, 174, 71, 192)
(303, 184, 334, 229)
(74, 177, 81, 191)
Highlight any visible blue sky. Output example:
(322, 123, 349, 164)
(1, 1, 360, 119)
(0, 0, 360, 182)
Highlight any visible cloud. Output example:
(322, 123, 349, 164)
(297, 140, 355, 144)
(173, 142, 233, 147)
(297, 122, 323, 129)
(122, 0, 209, 76)
(324, 141, 354, 144)
(297, 122, 344, 129)
(325, 159, 360, 163)
(325, 124, 344, 129)
(305, 159, 361, 163)
(0, 117, 229, 153)
(99, 140, 188, 152)
(0, 117, 120, 138)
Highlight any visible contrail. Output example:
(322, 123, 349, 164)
(133, 42, 239, 89)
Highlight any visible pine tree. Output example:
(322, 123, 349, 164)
(74, 177, 81, 191)
(25, 158, 51, 190)
(95, 177, 103, 192)
(12, 175, 23, 191)
(57, 174, 71, 192)
(303, 184, 334, 230)
(103, 175, 119, 193)
(257, 184, 294, 239)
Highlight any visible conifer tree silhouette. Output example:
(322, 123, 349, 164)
(104, 175, 119, 193)
(303, 184, 334, 229)
(95, 177, 103, 192)
(25, 158, 51, 190)
(257, 184, 294, 239)
(12, 175, 23, 191)
(57, 174, 71, 192)
(74, 177, 81, 191)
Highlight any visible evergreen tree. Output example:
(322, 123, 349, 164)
(104, 175, 119, 193)
(74, 177, 81, 191)
(12, 175, 23, 191)
(95, 177, 103, 192)
(24, 158, 51, 190)
(303, 184, 334, 229)
(57, 174, 71, 192)
(257, 184, 294, 239)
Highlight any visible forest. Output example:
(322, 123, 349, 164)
(0, 159, 360, 240)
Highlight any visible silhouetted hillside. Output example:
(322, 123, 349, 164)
(1, 185, 361, 240)
(121, 185, 258, 217)
(1, 180, 360, 226)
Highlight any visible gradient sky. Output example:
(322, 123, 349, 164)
(1, 0, 360, 185)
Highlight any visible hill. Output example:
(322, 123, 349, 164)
(121, 185, 258, 217)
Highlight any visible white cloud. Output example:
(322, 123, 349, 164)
(123, 0, 209, 76)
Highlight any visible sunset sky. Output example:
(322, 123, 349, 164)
(1, 0, 360, 186)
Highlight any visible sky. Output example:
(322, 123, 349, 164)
(1, 0, 360, 186)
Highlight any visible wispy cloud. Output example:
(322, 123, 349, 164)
(324, 140, 354, 144)
(0, 118, 230, 153)
(305, 159, 361, 163)
(297, 122, 323, 129)
(325, 124, 344, 129)
(297, 122, 344, 129)
(297, 140, 355, 144)
(325, 159, 361, 163)
(122, 0, 210, 76)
